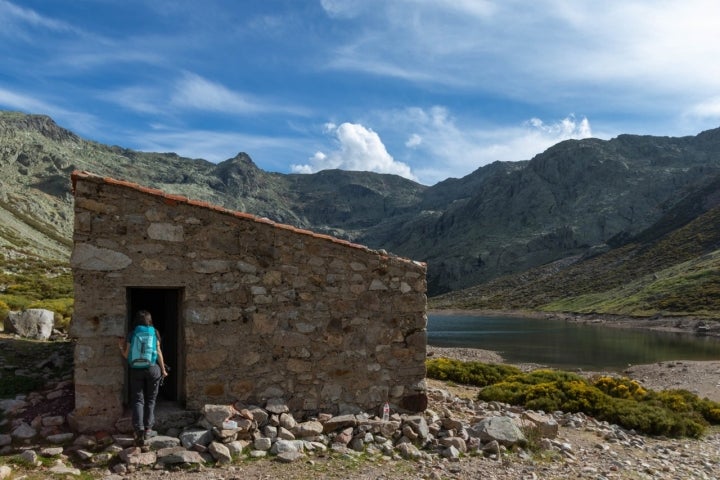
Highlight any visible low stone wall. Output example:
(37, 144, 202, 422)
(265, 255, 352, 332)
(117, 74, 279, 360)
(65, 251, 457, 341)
(69, 172, 427, 432)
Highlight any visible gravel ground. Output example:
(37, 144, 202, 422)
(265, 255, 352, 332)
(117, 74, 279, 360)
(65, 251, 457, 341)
(109, 346, 720, 480)
(3, 327, 720, 479)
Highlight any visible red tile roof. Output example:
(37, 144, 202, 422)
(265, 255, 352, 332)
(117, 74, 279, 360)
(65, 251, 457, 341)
(71, 170, 424, 267)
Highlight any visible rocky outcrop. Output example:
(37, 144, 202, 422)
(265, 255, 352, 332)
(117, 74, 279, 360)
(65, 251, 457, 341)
(4, 309, 54, 340)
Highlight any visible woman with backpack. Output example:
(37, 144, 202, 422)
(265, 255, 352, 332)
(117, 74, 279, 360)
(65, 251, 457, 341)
(118, 310, 168, 446)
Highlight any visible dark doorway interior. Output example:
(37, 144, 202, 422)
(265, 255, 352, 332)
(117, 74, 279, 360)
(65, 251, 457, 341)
(127, 288, 183, 404)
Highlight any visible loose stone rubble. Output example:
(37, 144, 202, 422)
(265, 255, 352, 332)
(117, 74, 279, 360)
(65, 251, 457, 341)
(2, 382, 720, 479)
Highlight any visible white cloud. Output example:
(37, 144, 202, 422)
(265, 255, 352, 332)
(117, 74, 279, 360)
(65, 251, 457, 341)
(108, 72, 311, 118)
(0, 85, 102, 138)
(108, 86, 165, 115)
(538, 1, 720, 94)
(291, 162, 314, 174)
(686, 97, 720, 120)
(171, 72, 309, 116)
(406, 133, 422, 148)
(52, 50, 163, 71)
(0, 0, 76, 34)
(526, 115, 592, 140)
(0, 87, 59, 113)
(378, 107, 593, 184)
(291, 122, 417, 181)
(322, 0, 720, 105)
(320, 0, 367, 18)
(171, 73, 265, 114)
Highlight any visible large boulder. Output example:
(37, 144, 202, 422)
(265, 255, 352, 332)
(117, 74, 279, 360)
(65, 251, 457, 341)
(520, 411, 559, 439)
(468, 416, 527, 447)
(4, 309, 54, 340)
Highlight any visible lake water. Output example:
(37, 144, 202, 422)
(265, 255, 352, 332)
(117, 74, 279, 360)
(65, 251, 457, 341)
(427, 313, 720, 371)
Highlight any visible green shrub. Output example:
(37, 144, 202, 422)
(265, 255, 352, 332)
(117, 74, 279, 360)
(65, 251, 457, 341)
(0, 294, 32, 311)
(510, 368, 585, 385)
(646, 389, 720, 423)
(425, 358, 718, 438)
(477, 372, 711, 438)
(698, 400, 720, 423)
(426, 357, 521, 387)
(596, 398, 706, 438)
(476, 380, 528, 406)
(28, 297, 74, 331)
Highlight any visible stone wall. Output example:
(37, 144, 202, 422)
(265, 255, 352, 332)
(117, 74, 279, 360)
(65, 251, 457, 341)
(69, 171, 427, 432)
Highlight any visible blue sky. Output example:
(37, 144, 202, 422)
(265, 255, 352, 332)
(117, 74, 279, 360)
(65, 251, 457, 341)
(1, 0, 719, 185)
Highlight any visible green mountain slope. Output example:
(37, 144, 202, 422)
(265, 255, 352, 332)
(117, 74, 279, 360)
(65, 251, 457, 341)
(373, 131, 720, 294)
(431, 175, 720, 317)
(0, 111, 425, 255)
(2, 110, 720, 304)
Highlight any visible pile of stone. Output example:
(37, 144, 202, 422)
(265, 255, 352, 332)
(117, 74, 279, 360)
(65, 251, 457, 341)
(0, 386, 560, 476)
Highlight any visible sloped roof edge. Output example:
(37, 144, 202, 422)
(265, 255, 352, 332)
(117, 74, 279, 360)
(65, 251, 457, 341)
(71, 170, 425, 268)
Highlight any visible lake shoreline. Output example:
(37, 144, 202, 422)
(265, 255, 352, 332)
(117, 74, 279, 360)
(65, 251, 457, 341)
(427, 310, 720, 402)
(429, 308, 720, 337)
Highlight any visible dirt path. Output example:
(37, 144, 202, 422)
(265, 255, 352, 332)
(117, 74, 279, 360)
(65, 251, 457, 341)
(624, 360, 720, 401)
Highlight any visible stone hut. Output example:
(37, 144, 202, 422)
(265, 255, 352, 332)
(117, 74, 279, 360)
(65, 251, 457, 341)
(69, 171, 428, 432)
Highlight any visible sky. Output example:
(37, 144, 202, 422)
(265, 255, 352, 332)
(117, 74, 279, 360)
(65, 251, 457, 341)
(1, 1, 719, 186)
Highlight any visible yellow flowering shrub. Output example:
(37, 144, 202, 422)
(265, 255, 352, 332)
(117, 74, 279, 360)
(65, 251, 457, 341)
(593, 376, 647, 400)
(427, 358, 720, 438)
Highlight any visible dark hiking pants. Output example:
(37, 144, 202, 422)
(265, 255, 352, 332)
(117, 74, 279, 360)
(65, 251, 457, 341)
(129, 364, 162, 432)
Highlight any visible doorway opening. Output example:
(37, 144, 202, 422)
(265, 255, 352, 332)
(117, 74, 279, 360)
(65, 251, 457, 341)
(126, 287, 184, 405)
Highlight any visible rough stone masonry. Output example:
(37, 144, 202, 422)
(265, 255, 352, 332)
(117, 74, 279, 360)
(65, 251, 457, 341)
(68, 171, 428, 432)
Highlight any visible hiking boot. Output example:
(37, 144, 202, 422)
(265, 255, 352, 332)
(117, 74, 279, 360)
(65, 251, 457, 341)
(133, 430, 145, 447)
(144, 429, 157, 439)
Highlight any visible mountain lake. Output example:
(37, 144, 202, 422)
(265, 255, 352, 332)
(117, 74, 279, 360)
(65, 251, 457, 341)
(427, 313, 720, 371)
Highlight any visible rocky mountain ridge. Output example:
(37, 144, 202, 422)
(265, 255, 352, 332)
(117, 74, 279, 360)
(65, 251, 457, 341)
(431, 174, 720, 316)
(2, 110, 720, 298)
(371, 130, 720, 293)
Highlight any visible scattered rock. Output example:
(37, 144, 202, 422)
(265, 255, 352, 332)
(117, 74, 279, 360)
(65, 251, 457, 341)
(276, 451, 305, 463)
(3, 367, 720, 480)
(155, 447, 204, 465)
(19, 449, 39, 466)
(11, 423, 37, 441)
(209, 441, 232, 464)
(201, 404, 235, 428)
(396, 442, 423, 460)
(48, 463, 81, 476)
(0, 465, 11, 480)
(469, 416, 527, 447)
(265, 398, 290, 414)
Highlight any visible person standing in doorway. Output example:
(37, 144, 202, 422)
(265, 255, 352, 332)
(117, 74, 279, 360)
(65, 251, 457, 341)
(118, 310, 168, 446)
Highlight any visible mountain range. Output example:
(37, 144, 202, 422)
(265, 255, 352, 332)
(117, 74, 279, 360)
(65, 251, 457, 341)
(2, 110, 720, 315)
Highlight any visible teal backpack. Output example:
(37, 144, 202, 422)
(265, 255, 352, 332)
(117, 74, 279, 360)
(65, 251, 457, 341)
(128, 325, 158, 369)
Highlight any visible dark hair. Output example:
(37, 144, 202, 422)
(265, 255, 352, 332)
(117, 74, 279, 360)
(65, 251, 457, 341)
(134, 310, 153, 327)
